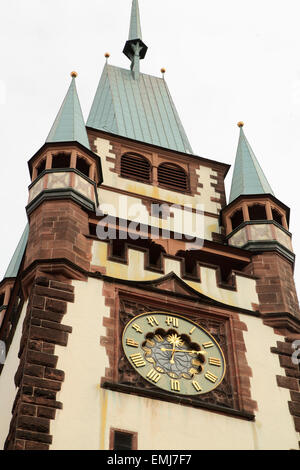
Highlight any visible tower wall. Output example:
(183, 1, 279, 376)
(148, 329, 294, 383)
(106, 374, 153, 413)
(244, 252, 300, 317)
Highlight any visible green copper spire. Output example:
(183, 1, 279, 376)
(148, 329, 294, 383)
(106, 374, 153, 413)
(128, 0, 142, 40)
(229, 123, 274, 203)
(123, 0, 148, 79)
(46, 72, 90, 149)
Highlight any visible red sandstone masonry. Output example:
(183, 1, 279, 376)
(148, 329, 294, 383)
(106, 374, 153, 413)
(244, 252, 300, 318)
(271, 337, 300, 434)
(25, 200, 93, 273)
(4, 277, 74, 451)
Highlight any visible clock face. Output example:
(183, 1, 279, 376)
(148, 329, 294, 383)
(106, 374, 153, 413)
(122, 312, 226, 396)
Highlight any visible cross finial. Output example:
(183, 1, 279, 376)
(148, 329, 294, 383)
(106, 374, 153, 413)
(123, 0, 148, 79)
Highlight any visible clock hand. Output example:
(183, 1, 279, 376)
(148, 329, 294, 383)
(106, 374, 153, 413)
(170, 343, 176, 364)
(161, 347, 207, 356)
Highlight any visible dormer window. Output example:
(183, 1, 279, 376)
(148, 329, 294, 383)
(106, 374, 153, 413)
(158, 162, 188, 192)
(120, 153, 151, 183)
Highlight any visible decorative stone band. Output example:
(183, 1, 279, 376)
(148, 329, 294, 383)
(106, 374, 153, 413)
(27, 169, 99, 214)
(227, 221, 294, 261)
(4, 277, 74, 450)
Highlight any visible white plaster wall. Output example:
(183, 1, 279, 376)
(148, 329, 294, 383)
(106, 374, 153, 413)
(49, 278, 298, 450)
(92, 241, 259, 312)
(243, 316, 299, 450)
(0, 301, 27, 449)
(98, 188, 219, 242)
(50, 278, 109, 450)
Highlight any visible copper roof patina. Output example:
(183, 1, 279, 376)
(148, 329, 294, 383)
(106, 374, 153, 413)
(229, 124, 274, 203)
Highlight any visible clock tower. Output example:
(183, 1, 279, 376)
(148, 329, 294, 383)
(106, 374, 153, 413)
(0, 0, 299, 450)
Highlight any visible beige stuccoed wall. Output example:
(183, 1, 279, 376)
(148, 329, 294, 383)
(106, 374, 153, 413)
(91, 241, 259, 312)
(49, 278, 298, 450)
(95, 137, 221, 240)
(0, 301, 28, 449)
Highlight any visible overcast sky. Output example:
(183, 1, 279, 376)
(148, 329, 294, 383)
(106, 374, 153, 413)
(1, 0, 300, 297)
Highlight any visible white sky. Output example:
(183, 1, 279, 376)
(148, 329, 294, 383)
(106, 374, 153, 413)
(0, 0, 300, 298)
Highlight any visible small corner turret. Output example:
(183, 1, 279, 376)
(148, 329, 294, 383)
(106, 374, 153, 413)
(221, 123, 299, 318)
(27, 72, 103, 217)
(221, 122, 293, 263)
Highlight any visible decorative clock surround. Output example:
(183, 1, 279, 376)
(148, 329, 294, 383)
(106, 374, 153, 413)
(100, 273, 258, 419)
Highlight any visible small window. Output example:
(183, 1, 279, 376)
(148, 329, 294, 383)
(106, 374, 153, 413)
(111, 239, 126, 259)
(231, 209, 244, 230)
(52, 153, 71, 169)
(0, 293, 5, 307)
(249, 204, 267, 221)
(113, 431, 134, 450)
(148, 242, 165, 268)
(272, 208, 283, 226)
(89, 223, 97, 236)
(76, 156, 90, 178)
(158, 163, 188, 192)
(120, 153, 151, 183)
(36, 159, 46, 176)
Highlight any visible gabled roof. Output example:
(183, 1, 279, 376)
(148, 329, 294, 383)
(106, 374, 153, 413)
(46, 73, 90, 150)
(229, 124, 274, 203)
(87, 64, 193, 154)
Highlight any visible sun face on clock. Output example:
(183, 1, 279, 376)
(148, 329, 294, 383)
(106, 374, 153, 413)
(122, 312, 226, 396)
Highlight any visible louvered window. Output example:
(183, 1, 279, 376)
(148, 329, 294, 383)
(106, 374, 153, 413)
(158, 163, 188, 192)
(120, 153, 151, 183)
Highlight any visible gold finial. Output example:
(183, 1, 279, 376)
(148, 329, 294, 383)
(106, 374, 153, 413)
(71, 71, 78, 78)
(161, 68, 166, 74)
(237, 121, 244, 128)
(105, 52, 110, 59)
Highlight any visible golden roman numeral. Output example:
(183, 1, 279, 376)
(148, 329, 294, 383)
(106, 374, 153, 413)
(192, 380, 202, 392)
(147, 316, 159, 327)
(202, 341, 214, 348)
(166, 316, 179, 328)
(154, 334, 164, 342)
(132, 323, 143, 334)
(189, 326, 196, 335)
(147, 369, 161, 383)
(130, 353, 146, 368)
(209, 357, 221, 367)
(126, 338, 139, 348)
(170, 379, 181, 392)
(205, 371, 218, 383)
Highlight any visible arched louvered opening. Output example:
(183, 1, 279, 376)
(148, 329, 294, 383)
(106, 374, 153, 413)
(158, 163, 188, 192)
(272, 208, 283, 226)
(36, 159, 46, 177)
(120, 153, 151, 183)
(52, 152, 71, 169)
(249, 204, 267, 221)
(231, 209, 244, 231)
(76, 156, 90, 178)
